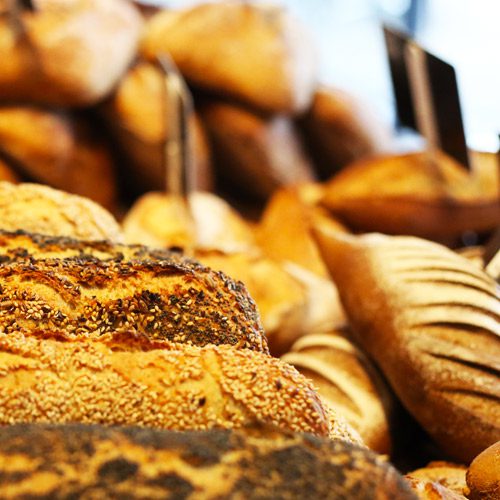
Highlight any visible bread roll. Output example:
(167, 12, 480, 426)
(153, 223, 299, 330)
(282, 331, 393, 454)
(0, 107, 117, 210)
(102, 61, 213, 193)
(0, 424, 414, 499)
(0, 0, 142, 106)
(0, 183, 122, 242)
(123, 191, 257, 254)
(321, 151, 500, 240)
(299, 86, 392, 179)
(0, 230, 266, 352)
(467, 441, 500, 500)
(407, 462, 469, 497)
(200, 100, 316, 200)
(406, 477, 468, 500)
(313, 228, 500, 462)
(0, 332, 332, 437)
(141, 2, 317, 114)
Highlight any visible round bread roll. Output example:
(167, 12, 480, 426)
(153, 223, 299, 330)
(0, 230, 266, 352)
(467, 441, 500, 500)
(102, 61, 213, 193)
(141, 2, 317, 114)
(406, 477, 468, 500)
(200, 100, 316, 200)
(282, 331, 393, 454)
(299, 86, 392, 179)
(0, 182, 122, 242)
(0, 424, 415, 499)
(0, 332, 333, 438)
(313, 228, 500, 462)
(321, 151, 500, 241)
(0, 0, 142, 106)
(406, 462, 469, 497)
(0, 107, 118, 210)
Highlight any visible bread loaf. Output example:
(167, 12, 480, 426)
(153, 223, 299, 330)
(282, 331, 393, 454)
(0, 108, 118, 210)
(321, 151, 500, 240)
(200, 100, 315, 199)
(299, 86, 392, 179)
(0, 0, 142, 106)
(0, 183, 122, 242)
(0, 423, 415, 499)
(102, 61, 213, 193)
(0, 231, 266, 352)
(406, 462, 469, 497)
(313, 228, 500, 462)
(406, 477, 468, 500)
(141, 2, 317, 114)
(0, 331, 332, 437)
(467, 441, 500, 500)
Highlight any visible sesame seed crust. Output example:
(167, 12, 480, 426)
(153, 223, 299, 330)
(0, 332, 328, 436)
(0, 423, 415, 499)
(0, 231, 267, 353)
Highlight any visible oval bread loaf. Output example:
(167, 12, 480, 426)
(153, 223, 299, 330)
(0, 231, 267, 352)
(0, 423, 416, 499)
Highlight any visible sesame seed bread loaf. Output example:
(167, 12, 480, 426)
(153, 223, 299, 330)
(0, 424, 415, 499)
(0, 183, 122, 242)
(314, 228, 500, 462)
(141, 3, 317, 114)
(282, 331, 393, 454)
(466, 441, 500, 500)
(0, 332, 330, 436)
(0, 231, 266, 352)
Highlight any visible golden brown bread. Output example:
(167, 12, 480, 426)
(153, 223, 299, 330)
(102, 61, 213, 192)
(406, 477, 468, 500)
(123, 191, 257, 255)
(299, 86, 392, 179)
(0, 0, 142, 106)
(0, 424, 415, 499)
(0, 230, 266, 352)
(141, 2, 317, 114)
(467, 441, 500, 500)
(313, 228, 500, 462)
(406, 462, 469, 497)
(0, 157, 20, 184)
(0, 107, 118, 210)
(321, 151, 500, 240)
(0, 331, 333, 437)
(0, 182, 122, 242)
(282, 331, 393, 454)
(200, 100, 316, 199)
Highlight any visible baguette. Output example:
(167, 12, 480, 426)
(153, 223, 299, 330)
(313, 228, 500, 462)
(0, 423, 414, 499)
(0, 332, 330, 437)
(0, 231, 266, 352)
(0, 182, 122, 242)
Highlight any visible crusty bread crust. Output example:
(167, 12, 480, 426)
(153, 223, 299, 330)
(0, 423, 415, 499)
(0, 231, 267, 352)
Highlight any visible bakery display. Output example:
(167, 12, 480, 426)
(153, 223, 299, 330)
(299, 86, 392, 179)
(0, 182, 122, 242)
(321, 151, 500, 241)
(282, 331, 393, 454)
(466, 441, 500, 500)
(314, 227, 500, 462)
(0, 0, 142, 106)
(141, 2, 317, 114)
(0, 107, 118, 210)
(199, 100, 316, 199)
(0, 424, 414, 499)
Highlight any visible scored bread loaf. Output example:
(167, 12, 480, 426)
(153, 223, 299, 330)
(141, 2, 317, 114)
(0, 182, 122, 242)
(0, 331, 333, 437)
(313, 228, 500, 462)
(282, 331, 393, 454)
(0, 231, 266, 352)
(0, 424, 415, 499)
(0, 0, 142, 106)
(466, 441, 500, 500)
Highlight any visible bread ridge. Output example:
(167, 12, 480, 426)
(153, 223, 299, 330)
(0, 231, 267, 352)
